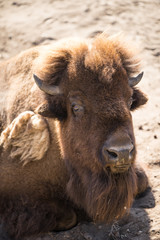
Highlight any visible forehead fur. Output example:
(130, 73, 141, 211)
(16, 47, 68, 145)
(84, 33, 141, 82)
(36, 33, 140, 84)
(35, 39, 88, 83)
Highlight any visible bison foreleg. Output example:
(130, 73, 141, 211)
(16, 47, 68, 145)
(135, 166, 150, 196)
(1, 197, 77, 239)
(0, 111, 50, 165)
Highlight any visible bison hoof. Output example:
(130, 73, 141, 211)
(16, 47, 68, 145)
(0, 111, 50, 165)
(54, 209, 77, 231)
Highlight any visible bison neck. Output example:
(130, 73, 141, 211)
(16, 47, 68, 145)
(66, 163, 138, 223)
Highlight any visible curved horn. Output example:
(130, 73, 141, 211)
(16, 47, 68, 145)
(33, 74, 62, 95)
(129, 72, 144, 87)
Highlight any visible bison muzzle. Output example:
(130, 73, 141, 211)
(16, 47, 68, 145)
(0, 33, 149, 239)
(101, 130, 135, 173)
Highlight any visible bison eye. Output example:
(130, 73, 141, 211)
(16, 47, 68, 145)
(128, 97, 134, 109)
(72, 103, 84, 116)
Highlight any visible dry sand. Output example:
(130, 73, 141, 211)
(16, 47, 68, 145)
(0, 0, 160, 239)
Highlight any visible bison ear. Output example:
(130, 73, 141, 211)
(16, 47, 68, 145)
(130, 88, 148, 111)
(35, 100, 67, 120)
(35, 102, 55, 118)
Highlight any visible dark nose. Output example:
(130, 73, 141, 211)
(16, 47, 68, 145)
(101, 135, 135, 170)
(102, 143, 134, 163)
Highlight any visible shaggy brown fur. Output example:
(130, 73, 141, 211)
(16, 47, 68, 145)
(0, 33, 148, 239)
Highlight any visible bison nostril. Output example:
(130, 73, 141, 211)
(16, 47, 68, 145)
(106, 150, 118, 159)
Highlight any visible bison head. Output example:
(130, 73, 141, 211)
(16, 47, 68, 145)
(34, 33, 148, 223)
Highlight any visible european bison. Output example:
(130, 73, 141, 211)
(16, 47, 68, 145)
(0, 33, 149, 239)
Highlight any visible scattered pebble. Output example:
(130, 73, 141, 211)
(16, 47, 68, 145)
(139, 125, 143, 130)
(83, 233, 92, 240)
(64, 233, 71, 238)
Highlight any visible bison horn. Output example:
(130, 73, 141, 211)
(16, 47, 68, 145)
(33, 74, 62, 95)
(129, 72, 144, 87)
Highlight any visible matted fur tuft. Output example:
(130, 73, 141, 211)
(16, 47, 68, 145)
(0, 111, 50, 165)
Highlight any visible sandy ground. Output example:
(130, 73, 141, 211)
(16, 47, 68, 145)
(0, 0, 160, 239)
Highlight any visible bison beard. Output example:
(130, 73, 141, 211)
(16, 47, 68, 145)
(67, 163, 138, 223)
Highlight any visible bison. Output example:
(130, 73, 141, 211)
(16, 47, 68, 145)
(0, 33, 149, 239)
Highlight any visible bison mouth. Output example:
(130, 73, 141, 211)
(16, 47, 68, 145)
(108, 164, 131, 173)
